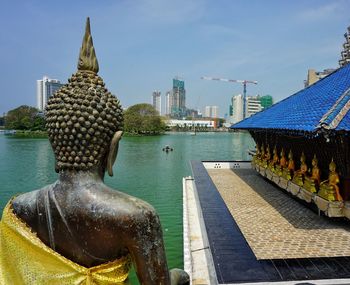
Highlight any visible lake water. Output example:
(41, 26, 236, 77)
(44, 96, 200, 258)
(0, 131, 254, 283)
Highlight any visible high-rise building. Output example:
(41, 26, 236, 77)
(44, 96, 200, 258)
(304, 69, 335, 87)
(339, 26, 350, 67)
(246, 96, 262, 118)
(37, 76, 64, 111)
(204, 106, 219, 118)
(259, 95, 273, 110)
(152, 90, 161, 115)
(165, 91, 172, 116)
(230, 94, 264, 124)
(171, 77, 186, 118)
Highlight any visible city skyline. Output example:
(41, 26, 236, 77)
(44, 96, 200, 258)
(0, 1, 349, 117)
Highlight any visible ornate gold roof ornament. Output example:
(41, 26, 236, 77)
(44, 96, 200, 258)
(77, 17, 99, 73)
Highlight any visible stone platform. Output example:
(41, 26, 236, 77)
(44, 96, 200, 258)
(208, 168, 350, 260)
(185, 161, 350, 284)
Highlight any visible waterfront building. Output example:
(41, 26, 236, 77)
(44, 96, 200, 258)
(230, 94, 263, 124)
(204, 106, 219, 118)
(166, 119, 215, 129)
(185, 108, 201, 118)
(339, 26, 350, 67)
(232, 62, 350, 219)
(152, 90, 161, 115)
(171, 77, 186, 118)
(304, 69, 335, 87)
(37, 76, 64, 111)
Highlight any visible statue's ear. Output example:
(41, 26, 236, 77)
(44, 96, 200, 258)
(107, 131, 123, 176)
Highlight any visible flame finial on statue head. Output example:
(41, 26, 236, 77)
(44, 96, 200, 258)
(78, 17, 99, 73)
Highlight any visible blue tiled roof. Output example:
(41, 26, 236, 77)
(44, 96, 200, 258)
(231, 64, 350, 133)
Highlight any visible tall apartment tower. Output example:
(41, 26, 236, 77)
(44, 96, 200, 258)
(230, 94, 244, 124)
(37, 76, 64, 111)
(171, 77, 186, 118)
(204, 106, 219, 118)
(230, 94, 263, 124)
(246, 96, 262, 118)
(165, 91, 172, 116)
(152, 91, 161, 115)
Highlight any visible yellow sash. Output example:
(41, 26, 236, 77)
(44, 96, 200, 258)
(0, 201, 131, 285)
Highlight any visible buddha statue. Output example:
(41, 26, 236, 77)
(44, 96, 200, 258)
(0, 18, 189, 285)
(269, 145, 279, 172)
(304, 154, 321, 193)
(292, 152, 307, 186)
(275, 148, 287, 176)
(258, 144, 265, 166)
(282, 149, 295, 180)
(262, 145, 271, 168)
(319, 159, 343, 202)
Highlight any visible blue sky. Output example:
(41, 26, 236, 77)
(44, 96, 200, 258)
(0, 0, 349, 117)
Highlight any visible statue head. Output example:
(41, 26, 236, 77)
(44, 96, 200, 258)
(288, 149, 293, 160)
(312, 154, 318, 166)
(45, 18, 123, 176)
(329, 158, 337, 172)
(300, 152, 306, 163)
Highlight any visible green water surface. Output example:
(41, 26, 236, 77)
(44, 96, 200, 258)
(0, 132, 254, 283)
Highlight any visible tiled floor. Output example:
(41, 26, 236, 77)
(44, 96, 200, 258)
(208, 168, 350, 260)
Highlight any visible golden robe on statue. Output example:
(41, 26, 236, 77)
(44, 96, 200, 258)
(0, 201, 131, 285)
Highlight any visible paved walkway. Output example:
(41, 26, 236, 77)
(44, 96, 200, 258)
(208, 168, 350, 260)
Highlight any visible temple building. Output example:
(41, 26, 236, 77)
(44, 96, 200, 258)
(231, 62, 350, 219)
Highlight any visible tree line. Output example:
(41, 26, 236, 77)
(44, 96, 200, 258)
(123, 103, 166, 135)
(3, 103, 165, 135)
(4, 105, 45, 131)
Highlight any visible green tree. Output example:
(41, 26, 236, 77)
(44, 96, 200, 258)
(32, 116, 46, 131)
(5, 105, 45, 131)
(124, 103, 166, 135)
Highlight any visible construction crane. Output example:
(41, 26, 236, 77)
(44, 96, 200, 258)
(201, 76, 258, 119)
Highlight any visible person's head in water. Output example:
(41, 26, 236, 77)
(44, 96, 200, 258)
(45, 18, 123, 176)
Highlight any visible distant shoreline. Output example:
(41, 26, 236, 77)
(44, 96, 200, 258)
(3, 130, 48, 138)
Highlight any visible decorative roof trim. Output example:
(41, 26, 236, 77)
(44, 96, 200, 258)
(318, 87, 350, 130)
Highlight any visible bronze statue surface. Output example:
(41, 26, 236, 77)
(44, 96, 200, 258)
(8, 18, 189, 285)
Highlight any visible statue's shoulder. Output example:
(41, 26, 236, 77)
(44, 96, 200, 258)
(106, 185, 155, 211)
(13, 184, 53, 206)
(11, 184, 53, 225)
(99, 185, 158, 222)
